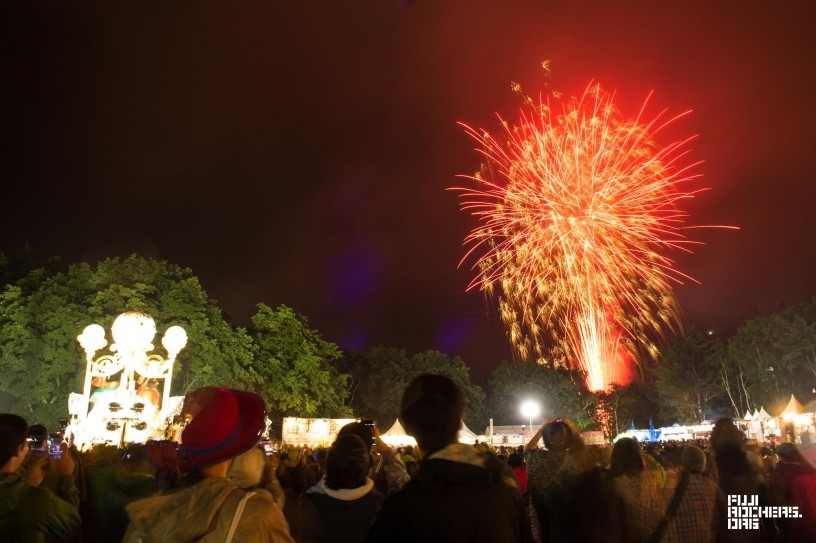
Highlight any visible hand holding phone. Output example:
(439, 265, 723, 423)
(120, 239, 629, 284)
(24, 453, 49, 487)
(51, 443, 75, 476)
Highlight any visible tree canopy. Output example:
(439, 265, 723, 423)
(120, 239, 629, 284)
(0, 255, 254, 425)
(726, 297, 816, 415)
(652, 328, 726, 424)
(2, 249, 816, 439)
(249, 303, 350, 419)
(342, 346, 487, 431)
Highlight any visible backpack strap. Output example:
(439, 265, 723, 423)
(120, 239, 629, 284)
(225, 490, 256, 543)
(648, 471, 689, 543)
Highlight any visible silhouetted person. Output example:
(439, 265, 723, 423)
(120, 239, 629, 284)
(710, 418, 762, 543)
(366, 373, 526, 542)
(297, 434, 385, 542)
(525, 417, 591, 542)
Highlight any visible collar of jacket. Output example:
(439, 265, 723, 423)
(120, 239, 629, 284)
(426, 443, 486, 468)
(309, 477, 375, 501)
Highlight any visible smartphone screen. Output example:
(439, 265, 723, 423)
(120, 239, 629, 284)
(47, 442, 63, 460)
(361, 419, 376, 446)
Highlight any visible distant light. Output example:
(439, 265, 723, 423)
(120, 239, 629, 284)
(521, 401, 540, 419)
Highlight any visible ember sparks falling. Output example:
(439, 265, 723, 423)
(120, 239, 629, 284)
(456, 83, 706, 392)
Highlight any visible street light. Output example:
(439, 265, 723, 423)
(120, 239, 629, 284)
(521, 400, 540, 436)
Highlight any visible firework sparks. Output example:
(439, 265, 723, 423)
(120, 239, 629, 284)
(456, 83, 709, 391)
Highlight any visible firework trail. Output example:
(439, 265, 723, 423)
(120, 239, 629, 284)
(456, 83, 709, 391)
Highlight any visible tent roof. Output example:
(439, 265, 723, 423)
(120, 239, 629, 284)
(459, 423, 478, 438)
(781, 395, 805, 416)
(382, 419, 408, 437)
(380, 419, 416, 447)
(380, 419, 483, 446)
(458, 423, 482, 444)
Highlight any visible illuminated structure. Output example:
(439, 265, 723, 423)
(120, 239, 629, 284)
(456, 83, 719, 391)
(68, 312, 187, 448)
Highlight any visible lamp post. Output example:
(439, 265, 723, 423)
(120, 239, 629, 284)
(521, 400, 540, 437)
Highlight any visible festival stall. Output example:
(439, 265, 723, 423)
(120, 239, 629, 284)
(777, 394, 816, 444)
(659, 423, 693, 441)
(485, 425, 528, 447)
(280, 417, 358, 448)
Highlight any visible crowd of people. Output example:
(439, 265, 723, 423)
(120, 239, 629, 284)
(519, 418, 816, 543)
(1, 376, 815, 542)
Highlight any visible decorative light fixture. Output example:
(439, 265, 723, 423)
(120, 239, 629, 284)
(72, 312, 188, 448)
(106, 421, 121, 432)
(77, 312, 187, 420)
(133, 421, 148, 431)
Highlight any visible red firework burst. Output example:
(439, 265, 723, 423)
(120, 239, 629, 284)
(455, 82, 715, 391)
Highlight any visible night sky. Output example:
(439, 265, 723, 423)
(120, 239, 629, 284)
(2, 1, 815, 385)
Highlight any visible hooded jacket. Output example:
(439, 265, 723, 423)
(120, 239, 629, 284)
(0, 471, 81, 543)
(365, 443, 526, 543)
(293, 478, 384, 543)
(122, 476, 294, 543)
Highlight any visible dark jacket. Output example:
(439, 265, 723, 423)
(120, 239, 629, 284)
(365, 444, 526, 543)
(525, 447, 592, 543)
(296, 479, 384, 543)
(0, 471, 81, 543)
(96, 470, 159, 543)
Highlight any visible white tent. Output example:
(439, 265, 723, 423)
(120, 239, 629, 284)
(380, 419, 485, 447)
(380, 419, 417, 447)
(458, 423, 479, 445)
(781, 395, 805, 417)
